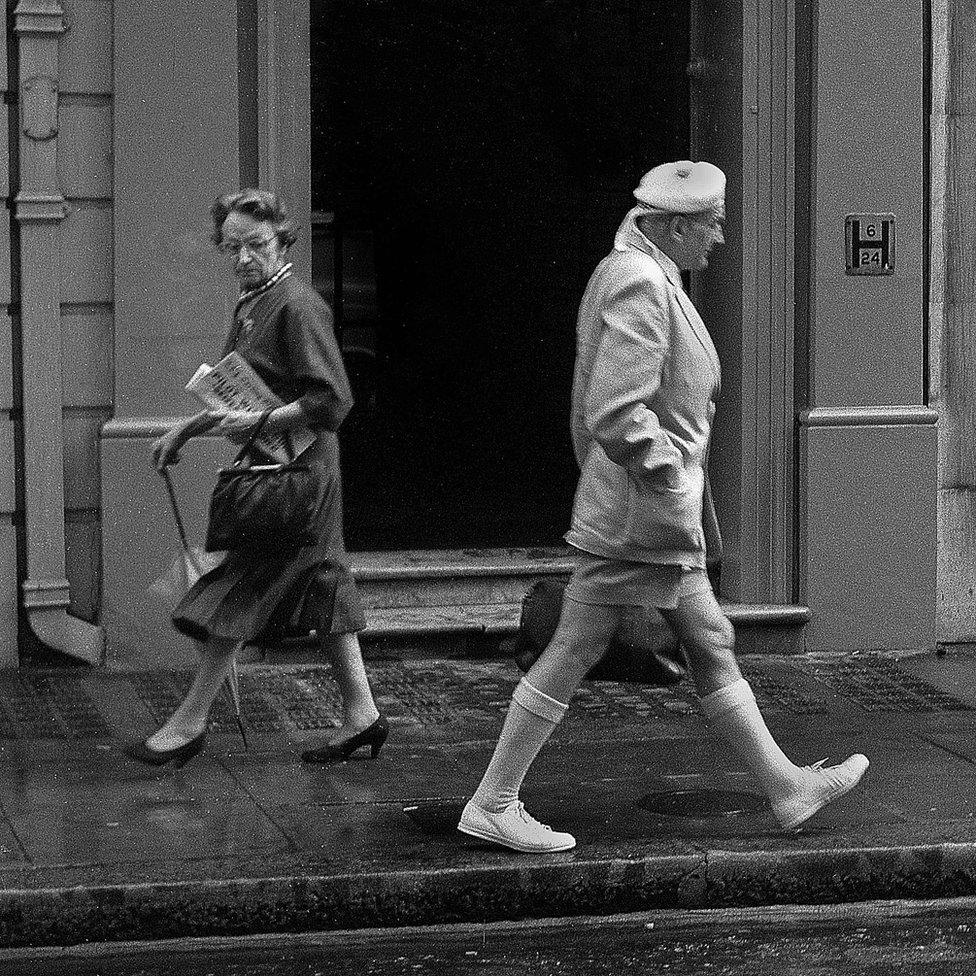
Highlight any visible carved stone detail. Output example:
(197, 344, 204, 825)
(21, 74, 58, 141)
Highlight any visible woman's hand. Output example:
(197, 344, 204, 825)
(151, 430, 185, 471)
(214, 409, 272, 446)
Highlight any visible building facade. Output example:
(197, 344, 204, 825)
(2, 0, 960, 667)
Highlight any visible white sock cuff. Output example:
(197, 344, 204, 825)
(700, 678, 755, 721)
(513, 677, 569, 723)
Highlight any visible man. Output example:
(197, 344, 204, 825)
(458, 161, 869, 854)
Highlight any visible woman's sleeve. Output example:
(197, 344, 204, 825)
(283, 295, 354, 430)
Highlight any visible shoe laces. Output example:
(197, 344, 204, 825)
(804, 757, 857, 787)
(512, 801, 553, 832)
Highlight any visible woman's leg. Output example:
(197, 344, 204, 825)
(145, 638, 239, 750)
(320, 631, 381, 742)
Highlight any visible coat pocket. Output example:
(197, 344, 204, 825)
(573, 449, 629, 535)
(626, 473, 704, 554)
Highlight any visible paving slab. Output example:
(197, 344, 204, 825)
(0, 650, 974, 946)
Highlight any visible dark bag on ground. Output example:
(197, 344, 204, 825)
(205, 412, 320, 552)
(510, 579, 686, 686)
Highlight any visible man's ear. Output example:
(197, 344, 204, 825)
(669, 215, 687, 242)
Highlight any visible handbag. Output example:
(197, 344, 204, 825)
(510, 578, 687, 686)
(205, 410, 320, 552)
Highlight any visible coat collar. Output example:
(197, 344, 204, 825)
(613, 206, 684, 289)
(613, 206, 721, 385)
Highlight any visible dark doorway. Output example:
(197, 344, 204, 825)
(311, 1, 690, 551)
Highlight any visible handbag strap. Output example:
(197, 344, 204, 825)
(231, 408, 276, 466)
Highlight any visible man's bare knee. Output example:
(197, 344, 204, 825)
(544, 601, 617, 669)
(681, 612, 735, 666)
(680, 605, 732, 650)
(681, 613, 740, 694)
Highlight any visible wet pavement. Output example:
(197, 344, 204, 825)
(2, 649, 976, 946)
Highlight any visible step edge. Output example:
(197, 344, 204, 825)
(728, 605, 811, 625)
(361, 603, 811, 637)
(353, 562, 576, 582)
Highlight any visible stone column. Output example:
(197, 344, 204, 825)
(101, 1, 242, 666)
(933, 1, 976, 642)
(102, 1, 313, 667)
(798, 0, 936, 650)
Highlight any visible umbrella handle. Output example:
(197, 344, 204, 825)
(232, 711, 249, 751)
(160, 467, 194, 557)
(223, 652, 248, 750)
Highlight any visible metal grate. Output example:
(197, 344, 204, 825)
(0, 656, 967, 740)
(792, 656, 974, 714)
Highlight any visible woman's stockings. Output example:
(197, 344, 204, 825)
(322, 631, 380, 741)
(146, 638, 238, 750)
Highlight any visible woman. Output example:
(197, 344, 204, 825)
(125, 189, 387, 767)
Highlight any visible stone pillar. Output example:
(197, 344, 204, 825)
(102, 1, 313, 667)
(798, 0, 936, 650)
(932, 1, 976, 643)
(102, 2, 242, 666)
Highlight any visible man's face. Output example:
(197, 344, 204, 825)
(673, 205, 725, 271)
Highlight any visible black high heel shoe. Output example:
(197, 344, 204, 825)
(123, 731, 207, 768)
(301, 715, 389, 764)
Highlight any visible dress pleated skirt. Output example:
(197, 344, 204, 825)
(171, 431, 365, 645)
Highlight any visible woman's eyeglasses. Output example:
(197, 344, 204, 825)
(217, 235, 278, 256)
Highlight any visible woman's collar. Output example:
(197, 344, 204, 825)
(238, 262, 293, 304)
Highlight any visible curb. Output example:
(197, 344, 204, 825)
(4, 843, 976, 949)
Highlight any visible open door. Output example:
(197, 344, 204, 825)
(312, 2, 692, 552)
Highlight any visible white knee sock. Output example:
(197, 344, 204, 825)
(470, 677, 569, 813)
(700, 678, 800, 799)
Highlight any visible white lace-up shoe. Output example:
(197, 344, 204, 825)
(458, 800, 577, 853)
(771, 754, 870, 831)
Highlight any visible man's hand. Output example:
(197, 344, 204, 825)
(647, 462, 684, 493)
(661, 464, 685, 491)
(213, 410, 271, 446)
(151, 430, 184, 471)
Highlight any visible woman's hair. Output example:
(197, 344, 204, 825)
(210, 189, 298, 248)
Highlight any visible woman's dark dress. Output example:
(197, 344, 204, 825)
(172, 275, 366, 644)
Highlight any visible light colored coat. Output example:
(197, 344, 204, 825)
(565, 209, 721, 567)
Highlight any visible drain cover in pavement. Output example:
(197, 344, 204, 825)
(403, 802, 466, 835)
(638, 789, 768, 819)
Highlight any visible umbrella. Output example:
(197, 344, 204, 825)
(160, 467, 248, 749)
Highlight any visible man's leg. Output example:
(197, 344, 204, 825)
(459, 597, 621, 853)
(661, 588, 868, 830)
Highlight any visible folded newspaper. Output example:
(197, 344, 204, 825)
(185, 351, 314, 462)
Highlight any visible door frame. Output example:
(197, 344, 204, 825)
(690, 0, 802, 604)
(278, 0, 800, 600)
(239, 0, 312, 275)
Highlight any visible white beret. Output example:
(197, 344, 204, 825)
(633, 160, 726, 214)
